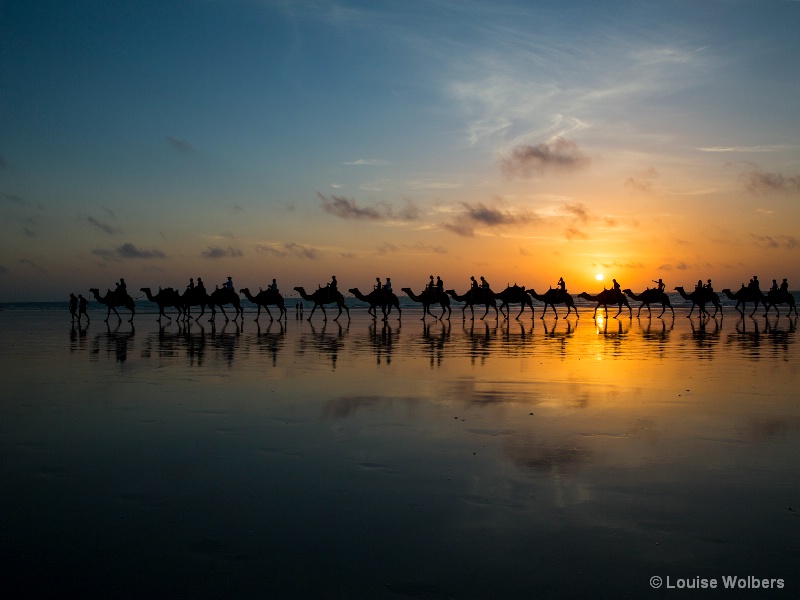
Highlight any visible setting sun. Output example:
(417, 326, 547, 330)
(596, 273, 604, 281)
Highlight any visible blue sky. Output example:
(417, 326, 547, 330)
(2, 0, 799, 301)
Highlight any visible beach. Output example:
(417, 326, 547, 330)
(1, 304, 798, 599)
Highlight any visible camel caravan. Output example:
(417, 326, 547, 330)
(77, 273, 797, 324)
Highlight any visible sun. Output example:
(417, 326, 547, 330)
(595, 273, 604, 281)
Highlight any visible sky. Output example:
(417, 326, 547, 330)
(1, 0, 799, 302)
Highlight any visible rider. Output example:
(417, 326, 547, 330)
(115, 278, 127, 295)
(780, 278, 789, 293)
(480, 276, 490, 291)
(374, 277, 382, 291)
(556, 277, 566, 298)
(652, 278, 665, 292)
(186, 278, 195, 292)
(223, 276, 234, 291)
(196, 278, 206, 293)
(469, 276, 479, 300)
(269, 278, 278, 293)
(384, 278, 392, 293)
(704, 279, 714, 293)
(612, 278, 621, 297)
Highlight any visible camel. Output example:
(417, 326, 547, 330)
(763, 288, 798, 317)
(674, 286, 722, 318)
(207, 287, 243, 322)
(527, 288, 579, 319)
(496, 285, 535, 319)
(622, 288, 674, 318)
(293, 286, 350, 321)
(721, 286, 764, 317)
(179, 287, 210, 321)
(401, 287, 451, 320)
(444, 288, 498, 320)
(348, 288, 401, 321)
(90, 287, 136, 323)
(240, 287, 287, 322)
(140, 287, 183, 321)
(577, 289, 632, 319)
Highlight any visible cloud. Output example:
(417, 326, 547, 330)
(443, 201, 539, 237)
(565, 227, 589, 240)
(256, 242, 320, 260)
(320, 193, 382, 220)
(741, 169, 800, 194)
(698, 145, 792, 153)
(202, 246, 243, 259)
(318, 193, 421, 222)
(342, 158, 390, 166)
(751, 234, 798, 249)
(87, 216, 121, 235)
(166, 135, 194, 154)
(0, 192, 25, 205)
(18, 258, 46, 273)
(92, 243, 166, 260)
(561, 203, 589, 223)
(500, 138, 591, 179)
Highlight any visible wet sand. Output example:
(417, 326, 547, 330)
(1, 307, 798, 598)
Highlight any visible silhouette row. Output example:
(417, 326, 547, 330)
(73, 274, 797, 325)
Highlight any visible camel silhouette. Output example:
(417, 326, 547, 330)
(348, 288, 401, 321)
(721, 286, 764, 317)
(577, 290, 632, 319)
(444, 288, 498, 320)
(140, 287, 183, 321)
(207, 287, 243, 322)
(401, 287, 451, 320)
(527, 288, 578, 319)
(293, 286, 350, 321)
(763, 288, 798, 317)
(179, 287, 210, 321)
(496, 285, 534, 319)
(622, 288, 674, 318)
(90, 287, 135, 323)
(674, 286, 722, 318)
(240, 287, 287, 322)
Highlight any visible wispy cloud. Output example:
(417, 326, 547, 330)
(202, 246, 243, 259)
(500, 138, 590, 179)
(343, 159, 390, 166)
(92, 243, 166, 260)
(741, 169, 800, 194)
(443, 201, 539, 237)
(319, 193, 420, 222)
(751, 234, 799, 249)
(256, 242, 320, 260)
(166, 135, 194, 154)
(87, 216, 121, 235)
(698, 145, 792, 153)
(18, 258, 46, 273)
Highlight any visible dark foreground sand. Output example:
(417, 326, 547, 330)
(1, 308, 798, 598)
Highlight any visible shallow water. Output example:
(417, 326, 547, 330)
(1, 306, 799, 599)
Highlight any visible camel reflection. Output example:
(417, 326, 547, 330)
(421, 319, 452, 367)
(252, 320, 286, 366)
(295, 320, 348, 369)
(637, 316, 673, 358)
(208, 320, 241, 366)
(91, 322, 135, 363)
(139, 321, 208, 366)
(728, 316, 796, 359)
(684, 316, 722, 359)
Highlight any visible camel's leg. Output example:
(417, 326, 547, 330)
(334, 302, 343, 321)
(306, 303, 318, 321)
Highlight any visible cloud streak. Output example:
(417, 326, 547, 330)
(92, 243, 166, 260)
(202, 246, 243, 259)
(500, 138, 590, 179)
